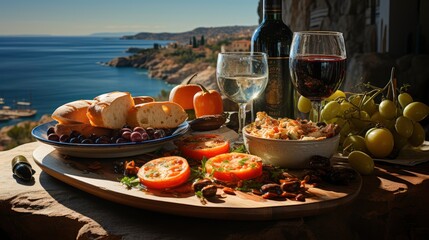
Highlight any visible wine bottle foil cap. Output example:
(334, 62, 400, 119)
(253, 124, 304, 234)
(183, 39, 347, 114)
(264, 0, 282, 11)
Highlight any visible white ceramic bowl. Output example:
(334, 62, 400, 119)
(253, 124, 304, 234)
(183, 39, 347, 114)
(243, 128, 340, 169)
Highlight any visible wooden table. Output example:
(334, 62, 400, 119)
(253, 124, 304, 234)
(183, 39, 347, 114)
(1, 142, 429, 240)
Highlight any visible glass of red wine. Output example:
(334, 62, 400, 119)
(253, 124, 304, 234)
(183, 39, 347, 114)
(289, 31, 347, 122)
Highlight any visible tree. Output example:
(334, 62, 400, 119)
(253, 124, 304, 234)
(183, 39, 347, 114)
(200, 35, 205, 46)
(192, 36, 198, 48)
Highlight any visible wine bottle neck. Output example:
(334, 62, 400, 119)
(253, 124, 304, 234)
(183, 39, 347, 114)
(263, 11, 282, 21)
(263, 0, 283, 21)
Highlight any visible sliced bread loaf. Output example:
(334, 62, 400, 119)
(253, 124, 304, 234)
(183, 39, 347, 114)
(52, 100, 94, 124)
(127, 101, 187, 128)
(87, 91, 134, 129)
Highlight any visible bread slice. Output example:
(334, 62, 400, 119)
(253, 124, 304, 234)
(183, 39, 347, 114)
(87, 91, 134, 129)
(127, 101, 187, 128)
(133, 96, 155, 105)
(54, 123, 113, 138)
(52, 100, 94, 124)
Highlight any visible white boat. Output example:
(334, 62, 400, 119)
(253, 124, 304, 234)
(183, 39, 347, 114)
(0, 100, 37, 118)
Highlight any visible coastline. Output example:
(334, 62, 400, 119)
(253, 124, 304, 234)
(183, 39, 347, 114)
(0, 28, 252, 150)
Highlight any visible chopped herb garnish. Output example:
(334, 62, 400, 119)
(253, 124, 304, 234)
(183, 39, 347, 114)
(120, 176, 142, 190)
(231, 144, 247, 153)
(235, 179, 264, 192)
(238, 158, 249, 166)
(189, 157, 209, 182)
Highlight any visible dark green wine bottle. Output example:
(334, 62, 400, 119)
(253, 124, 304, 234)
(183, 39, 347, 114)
(251, 0, 295, 119)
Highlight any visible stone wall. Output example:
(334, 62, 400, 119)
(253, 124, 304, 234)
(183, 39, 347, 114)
(282, 0, 368, 59)
(257, 0, 429, 135)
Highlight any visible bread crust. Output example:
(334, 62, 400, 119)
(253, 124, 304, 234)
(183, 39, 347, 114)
(51, 100, 94, 124)
(133, 96, 155, 105)
(87, 91, 134, 129)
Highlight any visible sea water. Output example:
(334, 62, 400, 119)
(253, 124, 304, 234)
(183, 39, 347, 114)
(0, 36, 173, 128)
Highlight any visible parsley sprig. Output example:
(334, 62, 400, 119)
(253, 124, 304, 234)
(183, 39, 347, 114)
(120, 176, 142, 190)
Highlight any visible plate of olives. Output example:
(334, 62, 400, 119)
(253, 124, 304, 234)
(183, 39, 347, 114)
(31, 121, 190, 158)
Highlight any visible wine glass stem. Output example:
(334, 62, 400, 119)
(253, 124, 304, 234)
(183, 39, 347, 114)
(238, 103, 247, 135)
(311, 101, 322, 122)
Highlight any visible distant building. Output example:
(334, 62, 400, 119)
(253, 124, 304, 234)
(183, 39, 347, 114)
(221, 40, 251, 52)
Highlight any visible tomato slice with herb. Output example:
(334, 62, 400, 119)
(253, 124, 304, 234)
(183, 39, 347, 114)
(176, 134, 230, 161)
(205, 153, 263, 182)
(137, 156, 190, 189)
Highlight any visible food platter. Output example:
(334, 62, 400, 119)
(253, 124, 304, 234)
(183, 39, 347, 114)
(31, 121, 190, 158)
(334, 141, 429, 166)
(33, 144, 362, 220)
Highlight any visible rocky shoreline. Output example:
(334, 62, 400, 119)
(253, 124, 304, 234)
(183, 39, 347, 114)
(107, 51, 213, 85)
(106, 48, 237, 111)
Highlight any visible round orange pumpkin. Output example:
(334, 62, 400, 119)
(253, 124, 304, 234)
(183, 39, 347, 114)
(169, 84, 202, 110)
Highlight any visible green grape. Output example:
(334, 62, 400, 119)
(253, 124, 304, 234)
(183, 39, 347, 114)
(326, 90, 346, 102)
(349, 95, 361, 106)
(340, 101, 357, 118)
(297, 95, 312, 113)
(351, 110, 371, 130)
(365, 127, 394, 158)
(348, 151, 374, 175)
(392, 129, 409, 153)
(379, 99, 397, 120)
(348, 95, 377, 116)
(328, 117, 346, 128)
(321, 101, 341, 121)
(398, 92, 413, 108)
(339, 120, 352, 143)
(343, 135, 367, 153)
(403, 102, 429, 122)
(394, 116, 413, 138)
(409, 121, 425, 147)
(370, 111, 384, 124)
(361, 96, 377, 116)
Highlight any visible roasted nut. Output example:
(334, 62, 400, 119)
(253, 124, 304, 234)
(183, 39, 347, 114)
(295, 193, 305, 202)
(201, 185, 217, 198)
(262, 192, 280, 199)
(280, 192, 297, 199)
(192, 179, 213, 192)
(223, 187, 236, 195)
(280, 180, 301, 192)
(260, 183, 282, 194)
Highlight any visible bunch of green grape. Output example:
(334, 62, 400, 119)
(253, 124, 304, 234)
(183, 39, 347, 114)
(297, 88, 429, 160)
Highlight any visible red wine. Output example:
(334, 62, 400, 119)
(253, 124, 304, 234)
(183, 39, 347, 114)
(290, 55, 346, 100)
(251, 0, 295, 119)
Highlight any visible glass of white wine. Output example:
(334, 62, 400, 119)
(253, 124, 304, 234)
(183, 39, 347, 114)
(216, 52, 268, 141)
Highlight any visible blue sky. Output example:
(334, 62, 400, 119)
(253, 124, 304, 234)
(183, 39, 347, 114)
(0, 0, 259, 35)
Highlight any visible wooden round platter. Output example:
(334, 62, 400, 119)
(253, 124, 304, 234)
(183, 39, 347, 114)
(33, 144, 362, 220)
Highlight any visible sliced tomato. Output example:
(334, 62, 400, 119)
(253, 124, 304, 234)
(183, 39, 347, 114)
(205, 153, 263, 182)
(137, 156, 190, 189)
(176, 134, 230, 161)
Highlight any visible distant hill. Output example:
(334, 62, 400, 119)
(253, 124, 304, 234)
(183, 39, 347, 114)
(121, 25, 257, 43)
(90, 32, 137, 37)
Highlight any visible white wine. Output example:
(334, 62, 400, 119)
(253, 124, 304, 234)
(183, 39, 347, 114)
(217, 75, 268, 104)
